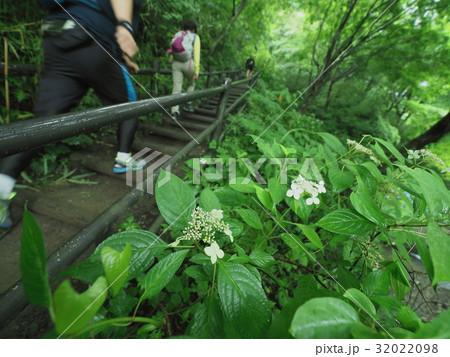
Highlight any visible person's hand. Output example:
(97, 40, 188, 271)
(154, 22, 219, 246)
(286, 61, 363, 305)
(124, 54, 139, 74)
(115, 25, 138, 58)
(193, 73, 199, 80)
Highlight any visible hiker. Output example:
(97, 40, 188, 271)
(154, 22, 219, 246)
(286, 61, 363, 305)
(0, 0, 145, 229)
(169, 20, 201, 119)
(246, 57, 255, 78)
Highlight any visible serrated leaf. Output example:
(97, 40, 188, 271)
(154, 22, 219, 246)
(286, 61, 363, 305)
(316, 209, 376, 235)
(254, 186, 273, 210)
(141, 250, 189, 300)
(229, 177, 256, 193)
(97, 231, 164, 280)
(217, 262, 271, 338)
(100, 244, 132, 297)
(184, 265, 209, 282)
(362, 270, 390, 296)
(155, 169, 196, 230)
(249, 251, 276, 268)
(199, 188, 221, 211)
(268, 177, 286, 206)
(186, 295, 225, 338)
(53, 277, 108, 335)
(427, 221, 450, 286)
(328, 165, 354, 193)
(350, 191, 385, 226)
(297, 224, 323, 250)
(374, 138, 405, 165)
(235, 208, 263, 230)
(290, 297, 359, 338)
(405, 167, 450, 216)
(317, 132, 346, 154)
(280, 232, 307, 253)
(20, 209, 52, 309)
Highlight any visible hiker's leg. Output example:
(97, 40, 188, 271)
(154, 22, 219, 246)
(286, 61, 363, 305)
(171, 61, 184, 114)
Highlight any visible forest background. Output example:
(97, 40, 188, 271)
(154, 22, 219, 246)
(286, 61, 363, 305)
(1, 0, 450, 340)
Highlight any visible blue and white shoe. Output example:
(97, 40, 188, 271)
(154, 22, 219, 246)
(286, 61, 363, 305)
(113, 155, 146, 174)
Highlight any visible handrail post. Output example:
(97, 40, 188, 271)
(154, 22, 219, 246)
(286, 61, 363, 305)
(151, 60, 160, 96)
(211, 78, 232, 144)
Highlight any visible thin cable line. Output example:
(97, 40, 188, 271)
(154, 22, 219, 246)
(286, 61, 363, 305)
(57, 195, 199, 338)
(252, 0, 400, 144)
(54, 1, 199, 144)
(251, 197, 395, 339)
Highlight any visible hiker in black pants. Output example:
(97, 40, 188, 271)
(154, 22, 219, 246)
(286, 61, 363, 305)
(246, 57, 255, 78)
(0, 0, 145, 229)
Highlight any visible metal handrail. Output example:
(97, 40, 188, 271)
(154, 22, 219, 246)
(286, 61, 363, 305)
(1, 62, 242, 78)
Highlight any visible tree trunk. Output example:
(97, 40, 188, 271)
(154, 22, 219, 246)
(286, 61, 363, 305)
(405, 111, 450, 149)
(210, 0, 248, 56)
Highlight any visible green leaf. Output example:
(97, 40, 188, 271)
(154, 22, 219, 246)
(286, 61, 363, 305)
(415, 309, 450, 339)
(186, 294, 225, 338)
(199, 188, 221, 211)
(155, 169, 196, 230)
(268, 177, 286, 206)
(100, 244, 132, 297)
(397, 306, 422, 332)
(371, 296, 405, 317)
(328, 165, 354, 193)
(290, 297, 359, 339)
(316, 209, 376, 235)
(87, 230, 164, 281)
(235, 208, 263, 230)
(53, 276, 108, 335)
(229, 177, 256, 193)
(249, 251, 276, 268)
(19, 209, 52, 309)
(285, 196, 311, 223)
(350, 191, 386, 226)
(362, 270, 390, 296)
(317, 132, 346, 154)
(427, 221, 450, 286)
(343, 288, 377, 318)
(141, 250, 189, 301)
(413, 236, 434, 284)
(374, 138, 405, 164)
(268, 287, 340, 339)
(254, 186, 273, 210)
(297, 224, 323, 250)
(184, 265, 209, 282)
(280, 232, 307, 253)
(214, 187, 248, 207)
(217, 262, 271, 338)
(405, 167, 450, 216)
(371, 142, 393, 168)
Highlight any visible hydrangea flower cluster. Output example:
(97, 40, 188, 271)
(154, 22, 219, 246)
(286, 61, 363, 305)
(346, 139, 379, 164)
(286, 174, 326, 205)
(171, 207, 233, 264)
(407, 149, 449, 173)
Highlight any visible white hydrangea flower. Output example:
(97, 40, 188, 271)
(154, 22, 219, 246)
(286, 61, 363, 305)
(286, 174, 326, 206)
(210, 209, 223, 220)
(199, 158, 208, 165)
(172, 206, 233, 264)
(306, 195, 320, 205)
(204, 242, 224, 264)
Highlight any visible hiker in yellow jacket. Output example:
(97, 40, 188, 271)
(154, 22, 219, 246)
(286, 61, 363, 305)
(170, 20, 201, 119)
